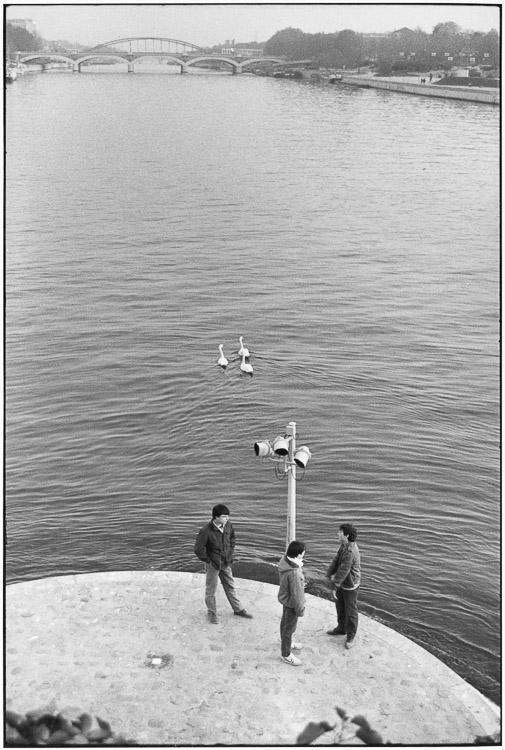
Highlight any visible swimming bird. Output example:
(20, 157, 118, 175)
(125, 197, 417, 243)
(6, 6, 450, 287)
(238, 336, 250, 358)
(217, 344, 228, 368)
(240, 352, 253, 375)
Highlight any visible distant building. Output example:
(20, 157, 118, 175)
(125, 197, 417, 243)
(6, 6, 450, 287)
(235, 48, 263, 57)
(9, 18, 37, 35)
(220, 39, 235, 53)
(392, 27, 415, 35)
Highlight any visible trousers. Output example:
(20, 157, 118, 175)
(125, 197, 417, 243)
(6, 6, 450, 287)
(280, 606, 299, 657)
(335, 586, 359, 639)
(205, 563, 243, 614)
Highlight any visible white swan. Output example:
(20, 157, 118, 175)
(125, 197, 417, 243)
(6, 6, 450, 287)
(217, 344, 228, 368)
(238, 336, 250, 358)
(240, 352, 253, 375)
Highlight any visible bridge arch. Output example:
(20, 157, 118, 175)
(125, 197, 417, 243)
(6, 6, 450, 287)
(89, 36, 204, 54)
(238, 56, 285, 71)
(19, 53, 74, 65)
(127, 54, 186, 68)
(74, 54, 129, 68)
(186, 55, 239, 72)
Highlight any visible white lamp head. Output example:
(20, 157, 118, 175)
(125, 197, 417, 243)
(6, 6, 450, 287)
(294, 445, 311, 468)
(254, 441, 273, 458)
(273, 436, 289, 456)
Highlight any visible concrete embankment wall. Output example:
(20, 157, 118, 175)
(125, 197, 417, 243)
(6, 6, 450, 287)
(341, 75, 500, 105)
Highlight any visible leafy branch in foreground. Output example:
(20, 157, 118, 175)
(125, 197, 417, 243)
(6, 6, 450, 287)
(5, 708, 136, 746)
(6, 703, 500, 746)
(297, 705, 388, 745)
(297, 706, 502, 746)
(474, 732, 501, 745)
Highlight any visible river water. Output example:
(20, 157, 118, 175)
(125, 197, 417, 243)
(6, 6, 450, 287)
(5, 67, 500, 704)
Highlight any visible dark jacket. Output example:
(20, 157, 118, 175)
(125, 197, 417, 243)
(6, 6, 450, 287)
(327, 541, 361, 590)
(194, 520, 236, 570)
(277, 555, 305, 616)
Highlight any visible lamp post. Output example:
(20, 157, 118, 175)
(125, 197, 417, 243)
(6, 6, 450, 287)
(285, 421, 296, 545)
(254, 421, 312, 549)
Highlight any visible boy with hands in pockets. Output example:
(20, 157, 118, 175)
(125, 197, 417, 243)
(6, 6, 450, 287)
(278, 540, 306, 666)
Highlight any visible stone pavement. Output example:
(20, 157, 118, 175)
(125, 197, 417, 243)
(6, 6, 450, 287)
(6, 572, 500, 746)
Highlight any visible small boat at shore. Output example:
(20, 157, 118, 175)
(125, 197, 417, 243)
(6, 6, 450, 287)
(6, 64, 18, 83)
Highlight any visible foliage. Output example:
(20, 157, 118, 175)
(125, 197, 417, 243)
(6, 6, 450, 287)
(264, 28, 363, 68)
(5, 704, 499, 745)
(297, 705, 388, 745)
(377, 61, 393, 76)
(5, 708, 136, 746)
(6, 23, 43, 53)
(265, 27, 308, 58)
(474, 731, 501, 745)
(264, 24, 500, 69)
(433, 22, 462, 36)
(391, 60, 431, 73)
(296, 706, 501, 746)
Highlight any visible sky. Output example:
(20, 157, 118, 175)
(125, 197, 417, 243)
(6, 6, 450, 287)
(4, 2, 501, 47)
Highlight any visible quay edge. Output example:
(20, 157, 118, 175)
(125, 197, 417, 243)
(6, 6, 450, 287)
(5, 571, 501, 746)
(339, 74, 500, 104)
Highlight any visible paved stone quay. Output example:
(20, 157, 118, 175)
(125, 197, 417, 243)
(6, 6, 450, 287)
(6, 572, 500, 746)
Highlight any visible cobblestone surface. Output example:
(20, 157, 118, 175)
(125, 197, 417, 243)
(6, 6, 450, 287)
(6, 572, 500, 746)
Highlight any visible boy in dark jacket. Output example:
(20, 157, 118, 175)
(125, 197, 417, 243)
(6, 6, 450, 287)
(194, 503, 253, 624)
(278, 540, 306, 666)
(326, 522, 361, 649)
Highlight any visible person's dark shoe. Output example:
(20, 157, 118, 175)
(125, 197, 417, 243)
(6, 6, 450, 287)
(345, 638, 356, 649)
(208, 611, 218, 624)
(327, 627, 346, 635)
(234, 609, 253, 619)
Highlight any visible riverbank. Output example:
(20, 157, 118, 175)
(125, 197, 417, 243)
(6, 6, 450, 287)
(339, 73, 500, 104)
(6, 571, 500, 746)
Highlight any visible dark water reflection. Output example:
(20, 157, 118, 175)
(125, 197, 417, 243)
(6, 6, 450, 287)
(6, 70, 500, 702)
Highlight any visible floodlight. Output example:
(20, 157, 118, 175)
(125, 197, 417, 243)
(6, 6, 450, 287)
(273, 436, 289, 456)
(294, 445, 312, 468)
(254, 441, 273, 458)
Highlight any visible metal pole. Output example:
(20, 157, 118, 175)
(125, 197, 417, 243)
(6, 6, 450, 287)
(286, 421, 296, 548)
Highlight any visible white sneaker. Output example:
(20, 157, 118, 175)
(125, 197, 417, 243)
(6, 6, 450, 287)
(292, 642, 303, 650)
(281, 653, 302, 666)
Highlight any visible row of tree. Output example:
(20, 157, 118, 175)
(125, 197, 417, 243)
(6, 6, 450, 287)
(264, 23, 500, 71)
(6, 22, 43, 53)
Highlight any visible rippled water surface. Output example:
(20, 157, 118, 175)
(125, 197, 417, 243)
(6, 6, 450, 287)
(6, 70, 500, 703)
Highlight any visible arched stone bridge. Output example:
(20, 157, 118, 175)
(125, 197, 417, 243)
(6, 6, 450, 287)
(17, 36, 285, 74)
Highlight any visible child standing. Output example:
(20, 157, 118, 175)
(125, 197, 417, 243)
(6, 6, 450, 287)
(277, 540, 306, 666)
